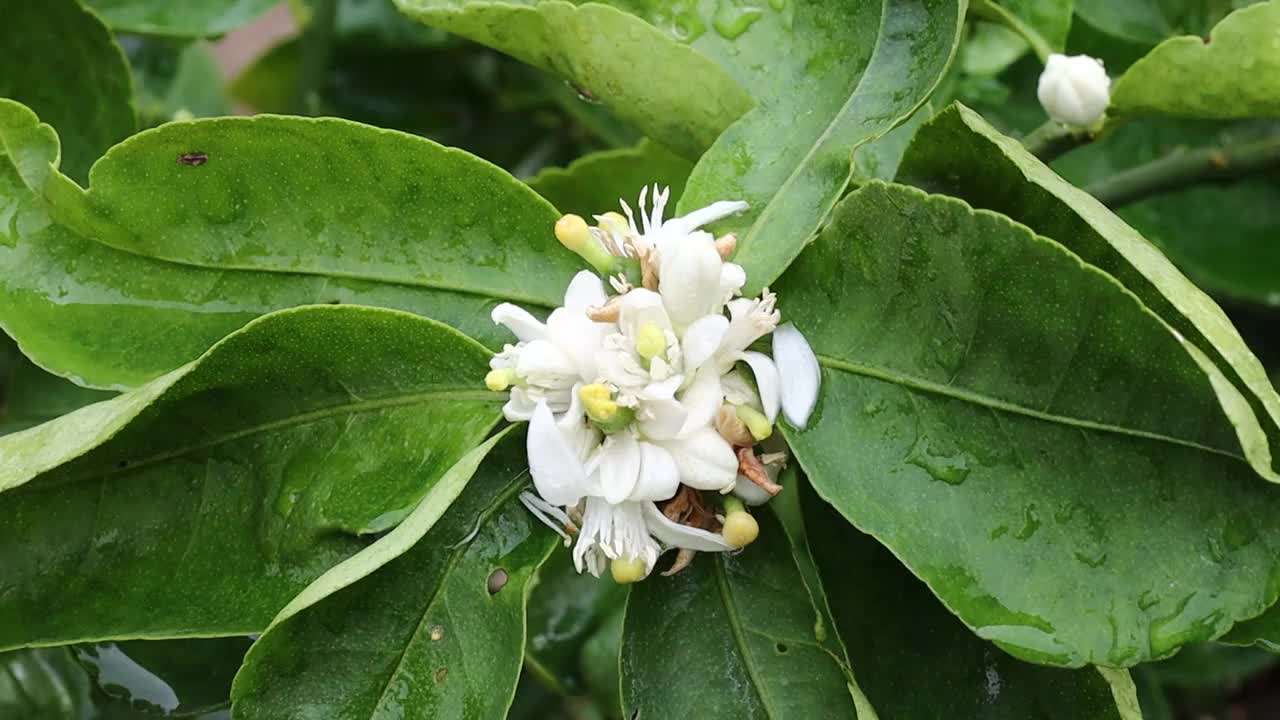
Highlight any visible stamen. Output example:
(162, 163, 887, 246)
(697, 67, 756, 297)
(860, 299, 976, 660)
(638, 186, 651, 235)
(519, 492, 573, 545)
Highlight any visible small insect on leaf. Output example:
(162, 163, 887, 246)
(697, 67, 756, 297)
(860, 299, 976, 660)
(177, 152, 209, 167)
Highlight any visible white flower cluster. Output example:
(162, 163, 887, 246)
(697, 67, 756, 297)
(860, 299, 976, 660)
(486, 186, 820, 582)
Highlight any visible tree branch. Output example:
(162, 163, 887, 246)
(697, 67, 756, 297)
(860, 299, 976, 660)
(1086, 136, 1280, 209)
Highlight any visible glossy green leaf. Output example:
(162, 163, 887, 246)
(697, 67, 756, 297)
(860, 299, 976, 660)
(802, 483, 1134, 719)
(0, 648, 95, 719)
(1222, 604, 1280, 651)
(779, 181, 1280, 667)
(0, 304, 502, 649)
(1111, 1, 1280, 119)
(75, 637, 251, 716)
(393, 0, 753, 159)
(84, 0, 278, 37)
(579, 608, 624, 717)
(976, 0, 1074, 57)
(525, 546, 627, 696)
(0, 350, 114, 435)
(622, 509, 858, 719)
(678, 0, 965, 294)
(1072, 0, 1243, 46)
(0, 99, 576, 388)
(1053, 118, 1280, 308)
(126, 39, 231, 127)
(526, 140, 694, 220)
(897, 103, 1280, 480)
(0, 0, 134, 184)
(231, 435, 558, 720)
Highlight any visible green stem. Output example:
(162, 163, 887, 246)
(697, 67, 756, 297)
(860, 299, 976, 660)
(290, 0, 338, 116)
(1021, 120, 1092, 162)
(1086, 136, 1280, 209)
(969, 0, 1053, 62)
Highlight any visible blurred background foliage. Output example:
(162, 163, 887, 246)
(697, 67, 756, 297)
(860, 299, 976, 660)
(2, 0, 1278, 717)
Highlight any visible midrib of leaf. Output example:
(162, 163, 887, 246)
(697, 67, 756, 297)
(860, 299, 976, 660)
(368, 476, 527, 718)
(712, 557, 780, 718)
(817, 355, 1245, 462)
(39, 388, 501, 490)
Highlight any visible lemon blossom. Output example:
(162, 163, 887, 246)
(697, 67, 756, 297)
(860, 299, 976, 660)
(491, 187, 822, 581)
(1037, 53, 1111, 128)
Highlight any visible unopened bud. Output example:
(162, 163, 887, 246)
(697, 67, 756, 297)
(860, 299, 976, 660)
(715, 233, 737, 260)
(716, 405, 754, 446)
(1037, 53, 1110, 128)
(485, 368, 518, 392)
(636, 323, 667, 362)
(734, 404, 773, 441)
(610, 555, 648, 584)
(722, 496, 759, 549)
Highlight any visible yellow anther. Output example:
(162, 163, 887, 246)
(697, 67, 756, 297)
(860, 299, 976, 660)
(596, 212, 629, 237)
(734, 404, 773, 441)
(485, 368, 518, 392)
(636, 323, 667, 362)
(610, 556, 648, 584)
(554, 214, 591, 252)
(722, 497, 759, 549)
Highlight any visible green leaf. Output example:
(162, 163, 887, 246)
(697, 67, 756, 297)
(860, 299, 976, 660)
(231, 433, 559, 720)
(897, 103, 1280, 481)
(0, 0, 134, 184)
(1222, 604, 1280, 651)
(0, 99, 576, 388)
(778, 181, 1280, 667)
(126, 39, 231, 126)
(75, 637, 251, 715)
(678, 0, 965, 294)
(392, 0, 753, 159)
(974, 0, 1074, 58)
(84, 0, 279, 37)
(526, 140, 694, 220)
(0, 349, 115, 435)
(525, 546, 627, 696)
(579, 608, 625, 717)
(0, 304, 502, 649)
(803, 483, 1135, 719)
(0, 648, 95, 719)
(1053, 118, 1280, 308)
(1111, 1, 1280, 119)
(622, 508, 858, 719)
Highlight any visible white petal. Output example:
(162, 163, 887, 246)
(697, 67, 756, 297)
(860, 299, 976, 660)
(719, 262, 746, 300)
(619, 288, 673, 336)
(740, 351, 780, 423)
(563, 270, 608, 313)
(528, 402, 590, 506)
(677, 368, 723, 437)
(659, 231, 724, 328)
(773, 323, 821, 428)
(630, 442, 680, 501)
(732, 476, 774, 506)
(557, 384, 601, 464)
(636, 377, 688, 441)
(598, 433, 641, 505)
(491, 303, 546, 342)
(516, 339, 577, 388)
(720, 369, 759, 408)
(660, 426, 738, 491)
(502, 390, 537, 422)
(547, 309, 603, 381)
(681, 314, 729, 372)
(663, 200, 749, 237)
(642, 502, 733, 552)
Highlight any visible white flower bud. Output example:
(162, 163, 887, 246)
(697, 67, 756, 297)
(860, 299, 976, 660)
(1037, 53, 1111, 128)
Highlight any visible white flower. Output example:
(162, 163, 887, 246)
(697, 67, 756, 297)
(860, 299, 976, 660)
(1037, 53, 1111, 128)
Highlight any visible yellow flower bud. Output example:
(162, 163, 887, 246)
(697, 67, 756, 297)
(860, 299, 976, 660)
(734, 404, 773, 441)
(610, 555, 648, 584)
(485, 368, 518, 392)
(636, 322, 667, 363)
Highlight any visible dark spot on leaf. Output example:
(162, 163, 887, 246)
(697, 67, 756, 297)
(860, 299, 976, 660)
(115, 460, 129, 469)
(177, 152, 208, 167)
(328, 299, 341, 304)
(434, 667, 448, 683)
(775, 643, 788, 655)
(487, 568, 509, 595)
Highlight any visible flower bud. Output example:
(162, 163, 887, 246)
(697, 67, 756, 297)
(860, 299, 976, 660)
(1037, 53, 1110, 128)
(610, 555, 648, 584)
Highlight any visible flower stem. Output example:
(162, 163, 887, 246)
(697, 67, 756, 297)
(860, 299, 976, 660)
(290, 0, 338, 116)
(1021, 121, 1092, 162)
(1086, 136, 1280, 209)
